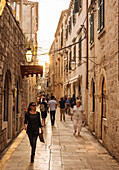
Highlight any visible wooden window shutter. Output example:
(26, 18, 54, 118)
(74, 45, 76, 61)
(98, 0, 101, 32)
(61, 29, 63, 47)
(79, 0, 82, 8)
(74, 0, 79, 13)
(100, 0, 104, 29)
(69, 18, 71, 33)
(90, 11, 94, 44)
(66, 26, 68, 40)
(79, 37, 81, 63)
(69, 51, 72, 70)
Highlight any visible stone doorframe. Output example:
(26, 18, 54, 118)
(98, 68, 108, 141)
(2, 69, 13, 141)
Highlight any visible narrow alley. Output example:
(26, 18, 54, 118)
(0, 108, 119, 170)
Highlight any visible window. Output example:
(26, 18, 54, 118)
(69, 17, 71, 33)
(66, 26, 68, 40)
(73, 9, 76, 25)
(74, 45, 76, 62)
(79, 37, 82, 65)
(98, 0, 105, 33)
(61, 29, 63, 47)
(69, 51, 72, 70)
(74, 0, 82, 13)
(89, 10, 94, 45)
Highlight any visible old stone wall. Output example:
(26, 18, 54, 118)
(0, 4, 25, 153)
(88, 0, 119, 161)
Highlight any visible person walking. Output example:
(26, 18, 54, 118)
(24, 102, 43, 163)
(40, 98, 48, 126)
(59, 97, 66, 121)
(71, 100, 84, 137)
(70, 94, 76, 114)
(48, 96, 57, 126)
(65, 97, 70, 115)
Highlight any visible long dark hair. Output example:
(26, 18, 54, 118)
(27, 102, 35, 112)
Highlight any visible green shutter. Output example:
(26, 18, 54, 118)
(90, 11, 94, 44)
(101, 0, 104, 29)
(92, 13, 94, 42)
(79, 37, 81, 63)
(79, 0, 82, 8)
(75, 0, 79, 13)
(98, 0, 101, 32)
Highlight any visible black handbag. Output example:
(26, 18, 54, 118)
(39, 133, 45, 143)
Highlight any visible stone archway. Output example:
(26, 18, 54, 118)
(4, 70, 12, 139)
(101, 77, 106, 139)
(99, 72, 107, 140)
(90, 78, 95, 132)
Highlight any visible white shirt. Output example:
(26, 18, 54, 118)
(72, 105, 84, 120)
(48, 100, 57, 111)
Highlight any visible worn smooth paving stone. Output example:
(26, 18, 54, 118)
(0, 108, 119, 170)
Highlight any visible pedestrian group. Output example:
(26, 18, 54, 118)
(24, 93, 85, 163)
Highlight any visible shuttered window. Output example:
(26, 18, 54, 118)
(61, 29, 63, 47)
(69, 51, 72, 70)
(74, 45, 76, 62)
(73, 9, 76, 24)
(74, 0, 79, 13)
(98, 0, 104, 33)
(79, 0, 82, 8)
(79, 37, 82, 65)
(90, 11, 94, 45)
(74, 0, 82, 13)
(66, 26, 68, 40)
(69, 17, 71, 33)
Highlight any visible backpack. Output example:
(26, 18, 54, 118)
(40, 104, 45, 112)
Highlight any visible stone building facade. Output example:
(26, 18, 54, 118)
(9, 0, 39, 108)
(48, 0, 119, 162)
(0, 3, 25, 153)
(49, 10, 68, 101)
(49, 0, 86, 107)
(64, 0, 86, 109)
(88, 0, 119, 162)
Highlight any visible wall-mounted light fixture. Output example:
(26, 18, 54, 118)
(26, 46, 32, 62)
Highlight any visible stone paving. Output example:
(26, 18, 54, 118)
(0, 108, 119, 170)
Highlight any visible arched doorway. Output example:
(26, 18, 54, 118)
(16, 80, 19, 131)
(78, 81, 82, 101)
(101, 77, 106, 139)
(4, 70, 11, 139)
(91, 78, 95, 132)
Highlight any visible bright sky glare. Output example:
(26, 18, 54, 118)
(31, 0, 70, 63)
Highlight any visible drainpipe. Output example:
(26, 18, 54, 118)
(118, 0, 119, 80)
(19, 0, 23, 28)
(30, 5, 33, 41)
(86, 0, 88, 90)
(85, 0, 88, 125)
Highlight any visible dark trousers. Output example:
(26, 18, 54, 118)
(50, 110, 56, 125)
(28, 133, 38, 156)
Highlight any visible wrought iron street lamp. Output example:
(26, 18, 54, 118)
(26, 47, 32, 62)
(70, 60, 76, 71)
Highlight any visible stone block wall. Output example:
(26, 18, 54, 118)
(88, 0, 119, 161)
(0, 3, 25, 153)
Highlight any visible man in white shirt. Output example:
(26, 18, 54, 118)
(48, 96, 57, 126)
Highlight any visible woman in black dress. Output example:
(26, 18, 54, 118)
(24, 102, 43, 163)
(40, 98, 48, 126)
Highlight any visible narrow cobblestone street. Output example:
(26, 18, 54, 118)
(0, 108, 119, 170)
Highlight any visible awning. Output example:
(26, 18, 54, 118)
(69, 75, 81, 84)
(20, 65, 43, 78)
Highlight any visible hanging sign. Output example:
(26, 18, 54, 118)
(0, 0, 6, 16)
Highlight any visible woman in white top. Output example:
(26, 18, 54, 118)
(71, 100, 84, 137)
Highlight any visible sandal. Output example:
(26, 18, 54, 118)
(73, 130, 77, 135)
(78, 133, 81, 137)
